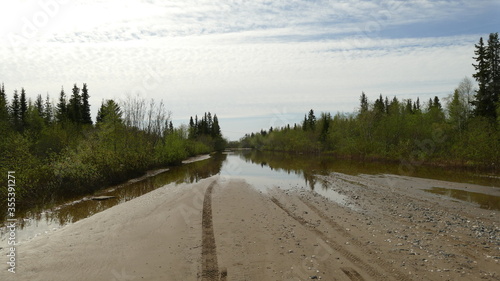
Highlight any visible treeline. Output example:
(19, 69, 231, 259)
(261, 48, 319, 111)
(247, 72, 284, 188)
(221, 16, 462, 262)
(239, 33, 500, 169)
(0, 83, 226, 212)
(188, 112, 226, 151)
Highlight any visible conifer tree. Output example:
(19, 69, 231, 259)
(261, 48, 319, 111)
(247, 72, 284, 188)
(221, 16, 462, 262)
(472, 33, 499, 121)
(10, 90, 20, 131)
(319, 112, 331, 143)
(20, 88, 28, 130)
(307, 109, 316, 130)
(56, 87, 67, 123)
(433, 96, 442, 109)
(405, 99, 413, 114)
(374, 94, 385, 114)
(207, 112, 212, 131)
(188, 116, 195, 139)
(189, 116, 194, 128)
(81, 83, 92, 125)
(35, 94, 44, 118)
(96, 99, 122, 124)
(168, 121, 174, 133)
(68, 84, 82, 124)
(212, 114, 221, 138)
(487, 33, 500, 122)
(44, 94, 53, 124)
(359, 92, 368, 114)
(0, 83, 8, 125)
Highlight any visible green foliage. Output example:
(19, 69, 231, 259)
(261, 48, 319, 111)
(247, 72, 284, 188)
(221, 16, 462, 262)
(236, 35, 499, 168)
(156, 130, 189, 165)
(56, 87, 67, 123)
(239, 87, 499, 168)
(472, 33, 500, 122)
(81, 83, 92, 125)
(0, 86, 226, 215)
(0, 132, 54, 206)
(187, 112, 226, 151)
(10, 90, 20, 131)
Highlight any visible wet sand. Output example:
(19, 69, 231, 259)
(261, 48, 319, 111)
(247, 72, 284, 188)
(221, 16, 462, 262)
(1, 174, 498, 280)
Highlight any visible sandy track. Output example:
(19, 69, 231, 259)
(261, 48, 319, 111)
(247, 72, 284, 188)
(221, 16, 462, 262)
(201, 180, 226, 281)
(270, 195, 409, 281)
(0, 174, 498, 280)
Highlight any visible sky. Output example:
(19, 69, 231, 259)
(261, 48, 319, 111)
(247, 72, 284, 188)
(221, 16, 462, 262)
(0, 0, 498, 140)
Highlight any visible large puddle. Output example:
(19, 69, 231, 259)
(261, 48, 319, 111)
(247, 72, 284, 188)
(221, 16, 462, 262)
(425, 187, 500, 210)
(1, 150, 499, 244)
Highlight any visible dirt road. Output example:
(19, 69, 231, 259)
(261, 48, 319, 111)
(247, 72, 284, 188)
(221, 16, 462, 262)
(1, 174, 498, 280)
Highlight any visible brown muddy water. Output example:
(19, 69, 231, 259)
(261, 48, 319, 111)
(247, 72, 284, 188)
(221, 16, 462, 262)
(426, 187, 500, 210)
(1, 150, 499, 245)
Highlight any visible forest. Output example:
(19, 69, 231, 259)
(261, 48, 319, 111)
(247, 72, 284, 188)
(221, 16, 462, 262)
(0, 83, 226, 210)
(0, 33, 498, 214)
(238, 33, 500, 170)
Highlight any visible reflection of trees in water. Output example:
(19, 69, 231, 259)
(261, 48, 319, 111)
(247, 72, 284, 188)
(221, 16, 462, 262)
(239, 150, 307, 177)
(239, 150, 322, 191)
(180, 153, 226, 183)
(303, 172, 317, 191)
(237, 150, 377, 192)
(13, 154, 227, 228)
(318, 177, 331, 191)
(427, 188, 500, 211)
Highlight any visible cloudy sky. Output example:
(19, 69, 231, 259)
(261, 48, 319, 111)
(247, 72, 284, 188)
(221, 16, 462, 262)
(0, 0, 498, 140)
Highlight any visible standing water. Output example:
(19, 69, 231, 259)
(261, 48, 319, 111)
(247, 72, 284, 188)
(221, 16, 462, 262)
(1, 150, 499, 244)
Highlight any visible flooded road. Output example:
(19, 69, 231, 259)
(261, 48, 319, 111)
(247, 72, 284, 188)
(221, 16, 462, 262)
(1, 150, 499, 245)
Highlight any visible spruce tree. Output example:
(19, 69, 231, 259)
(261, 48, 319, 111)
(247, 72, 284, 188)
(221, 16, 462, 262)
(189, 116, 195, 139)
(389, 97, 400, 115)
(428, 98, 434, 110)
(168, 121, 174, 133)
(202, 112, 208, 134)
(35, 94, 44, 118)
(96, 99, 122, 124)
(44, 94, 53, 125)
(487, 33, 500, 121)
(0, 83, 8, 124)
(405, 99, 413, 114)
(307, 109, 316, 130)
(359, 92, 368, 114)
(472, 34, 499, 121)
(374, 94, 385, 114)
(212, 114, 221, 138)
(56, 87, 67, 123)
(207, 112, 213, 132)
(10, 90, 20, 131)
(68, 84, 82, 124)
(433, 96, 442, 109)
(20, 88, 27, 130)
(81, 83, 92, 125)
(189, 116, 194, 128)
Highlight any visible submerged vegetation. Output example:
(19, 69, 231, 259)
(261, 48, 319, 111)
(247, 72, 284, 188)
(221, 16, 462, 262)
(239, 33, 500, 169)
(0, 84, 226, 213)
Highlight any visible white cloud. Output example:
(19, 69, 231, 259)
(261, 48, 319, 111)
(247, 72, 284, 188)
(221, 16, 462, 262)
(0, 0, 494, 140)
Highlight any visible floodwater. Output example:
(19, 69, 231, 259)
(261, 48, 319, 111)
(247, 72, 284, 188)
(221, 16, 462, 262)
(425, 187, 500, 210)
(1, 150, 499, 244)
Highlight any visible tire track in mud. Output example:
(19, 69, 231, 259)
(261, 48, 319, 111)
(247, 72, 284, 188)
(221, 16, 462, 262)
(298, 197, 414, 281)
(201, 180, 223, 281)
(341, 267, 366, 281)
(270, 197, 388, 281)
